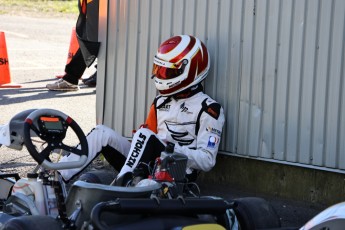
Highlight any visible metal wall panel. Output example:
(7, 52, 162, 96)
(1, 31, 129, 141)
(97, 0, 345, 172)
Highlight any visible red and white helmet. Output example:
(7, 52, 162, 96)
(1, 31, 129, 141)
(152, 35, 210, 96)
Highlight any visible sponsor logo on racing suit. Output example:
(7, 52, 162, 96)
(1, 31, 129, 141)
(207, 135, 220, 148)
(126, 132, 147, 168)
(159, 104, 171, 111)
(180, 102, 193, 114)
(206, 126, 222, 136)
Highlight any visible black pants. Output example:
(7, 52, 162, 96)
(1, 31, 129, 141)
(63, 49, 87, 85)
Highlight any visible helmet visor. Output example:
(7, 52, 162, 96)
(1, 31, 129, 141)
(152, 65, 183, 80)
(152, 57, 188, 80)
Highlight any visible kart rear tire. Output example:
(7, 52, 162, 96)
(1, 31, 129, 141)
(78, 170, 116, 185)
(233, 197, 281, 230)
(2, 215, 62, 230)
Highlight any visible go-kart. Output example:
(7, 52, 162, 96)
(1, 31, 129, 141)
(299, 201, 345, 230)
(0, 109, 282, 230)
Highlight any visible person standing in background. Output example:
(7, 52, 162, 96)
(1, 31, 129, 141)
(47, 0, 100, 91)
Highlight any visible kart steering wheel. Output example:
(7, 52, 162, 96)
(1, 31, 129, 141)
(23, 109, 88, 170)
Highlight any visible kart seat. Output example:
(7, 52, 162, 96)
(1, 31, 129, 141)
(65, 180, 161, 227)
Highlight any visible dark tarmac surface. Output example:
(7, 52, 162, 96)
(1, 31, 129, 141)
(0, 13, 327, 229)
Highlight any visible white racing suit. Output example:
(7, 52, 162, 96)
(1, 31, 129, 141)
(59, 87, 225, 182)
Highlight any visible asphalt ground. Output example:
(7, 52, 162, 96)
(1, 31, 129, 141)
(0, 13, 326, 229)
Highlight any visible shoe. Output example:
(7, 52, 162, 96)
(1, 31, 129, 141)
(82, 71, 96, 83)
(83, 72, 97, 87)
(46, 79, 79, 91)
(82, 75, 91, 83)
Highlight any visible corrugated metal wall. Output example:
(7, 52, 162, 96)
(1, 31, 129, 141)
(97, 0, 345, 172)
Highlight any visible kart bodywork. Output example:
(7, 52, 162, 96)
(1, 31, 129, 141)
(300, 201, 345, 230)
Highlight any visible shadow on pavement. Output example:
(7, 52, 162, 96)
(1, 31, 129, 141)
(0, 85, 95, 106)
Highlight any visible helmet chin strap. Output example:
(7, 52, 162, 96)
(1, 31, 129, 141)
(173, 83, 203, 99)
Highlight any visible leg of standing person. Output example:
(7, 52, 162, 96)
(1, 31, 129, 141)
(82, 64, 97, 87)
(46, 48, 87, 91)
(79, 0, 99, 87)
(63, 48, 87, 84)
(47, 0, 99, 91)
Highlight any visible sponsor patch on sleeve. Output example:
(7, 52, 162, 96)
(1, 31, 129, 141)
(206, 126, 222, 136)
(207, 135, 220, 149)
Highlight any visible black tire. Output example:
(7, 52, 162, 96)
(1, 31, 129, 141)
(233, 197, 281, 230)
(2, 216, 62, 230)
(78, 170, 116, 185)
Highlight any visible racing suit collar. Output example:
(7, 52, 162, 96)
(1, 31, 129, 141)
(156, 84, 203, 110)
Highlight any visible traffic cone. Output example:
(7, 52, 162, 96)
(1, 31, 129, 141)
(56, 27, 79, 78)
(0, 32, 22, 88)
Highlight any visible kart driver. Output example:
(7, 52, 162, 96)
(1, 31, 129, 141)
(58, 35, 225, 184)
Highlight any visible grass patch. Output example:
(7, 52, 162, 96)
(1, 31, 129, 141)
(0, 0, 78, 17)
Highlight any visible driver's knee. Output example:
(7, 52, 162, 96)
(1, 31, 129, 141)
(87, 125, 131, 155)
